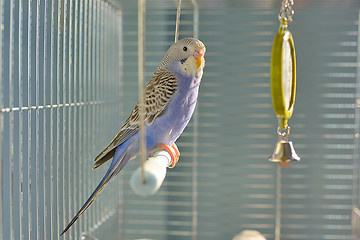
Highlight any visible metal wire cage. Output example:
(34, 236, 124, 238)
(1, 0, 360, 240)
(0, 0, 123, 239)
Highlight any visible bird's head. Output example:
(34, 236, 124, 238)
(160, 38, 206, 77)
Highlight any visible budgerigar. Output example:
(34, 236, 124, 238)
(60, 38, 206, 235)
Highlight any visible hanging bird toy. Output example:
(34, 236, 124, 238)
(269, 0, 300, 168)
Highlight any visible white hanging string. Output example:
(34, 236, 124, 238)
(192, 0, 199, 39)
(190, 2, 199, 240)
(138, 0, 146, 184)
(275, 166, 282, 240)
(174, 0, 181, 42)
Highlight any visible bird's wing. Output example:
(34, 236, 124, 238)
(93, 67, 178, 169)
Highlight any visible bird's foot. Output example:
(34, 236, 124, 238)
(171, 143, 180, 163)
(149, 143, 180, 168)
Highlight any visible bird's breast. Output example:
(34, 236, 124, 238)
(146, 76, 200, 146)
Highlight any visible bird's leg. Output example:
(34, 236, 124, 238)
(149, 143, 180, 168)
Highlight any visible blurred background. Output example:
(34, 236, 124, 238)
(0, 0, 360, 239)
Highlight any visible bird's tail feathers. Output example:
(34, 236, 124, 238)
(60, 151, 131, 236)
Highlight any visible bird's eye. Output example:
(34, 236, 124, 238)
(183, 46, 187, 51)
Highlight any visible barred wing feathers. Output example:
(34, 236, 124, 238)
(92, 67, 178, 169)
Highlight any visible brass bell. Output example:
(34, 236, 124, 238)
(269, 138, 300, 167)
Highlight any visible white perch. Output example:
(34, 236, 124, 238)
(130, 150, 172, 196)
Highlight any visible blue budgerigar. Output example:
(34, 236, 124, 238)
(60, 38, 206, 235)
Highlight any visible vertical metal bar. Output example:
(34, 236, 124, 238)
(113, 9, 120, 235)
(27, 0, 33, 238)
(93, 0, 98, 227)
(90, 0, 95, 228)
(89, 0, 95, 229)
(99, 0, 103, 228)
(9, 0, 15, 239)
(191, 2, 199, 240)
(77, 0, 83, 235)
(95, 0, 100, 225)
(107, 8, 112, 237)
(18, 0, 24, 239)
(50, 0, 55, 239)
(35, 0, 41, 238)
(12, 0, 22, 236)
(67, 0, 74, 237)
(73, 0, 79, 237)
(86, 0, 92, 231)
(97, 0, 102, 227)
(100, 0, 104, 130)
(56, 0, 62, 235)
(0, 0, 3, 239)
(79, 0, 84, 234)
(138, 0, 146, 184)
(42, 0, 49, 239)
(103, 0, 107, 223)
(93, 0, 97, 230)
(50, 0, 58, 238)
(88, 0, 92, 232)
(111, 10, 115, 239)
(62, 0, 68, 235)
(81, 0, 88, 233)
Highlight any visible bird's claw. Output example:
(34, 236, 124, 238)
(169, 143, 180, 168)
(149, 143, 180, 168)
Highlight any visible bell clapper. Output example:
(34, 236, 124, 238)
(277, 160, 291, 168)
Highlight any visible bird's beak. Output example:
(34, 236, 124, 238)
(193, 51, 204, 69)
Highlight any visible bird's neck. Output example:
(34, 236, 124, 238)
(178, 71, 202, 92)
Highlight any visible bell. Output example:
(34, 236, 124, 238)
(269, 138, 300, 165)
